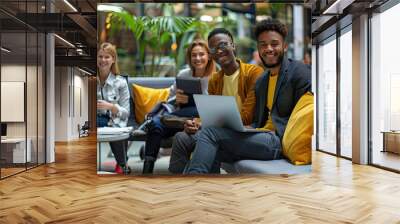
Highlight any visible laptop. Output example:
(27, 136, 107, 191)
(193, 94, 269, 133)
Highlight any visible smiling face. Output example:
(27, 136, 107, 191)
(97, 49, 115, 74)
(190, 45, 209, 74)
(257, 31, 287, 68)
(208, 33, 236, 67)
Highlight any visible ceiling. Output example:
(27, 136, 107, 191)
(309, 0, 390, 42)
(1, 0, 392, 73)
(0, 0, 97, 73)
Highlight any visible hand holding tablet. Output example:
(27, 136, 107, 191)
(176, 77, 202, 95)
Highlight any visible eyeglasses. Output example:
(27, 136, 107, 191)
(209, 42, 232, 54)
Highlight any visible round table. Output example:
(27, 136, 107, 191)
(97, 132, 130, 174)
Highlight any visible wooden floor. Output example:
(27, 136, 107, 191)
(372, 150, 400, 171)
(1, 167, 26, 178)
(1, 135, 400, 223)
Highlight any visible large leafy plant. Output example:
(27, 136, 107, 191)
(111, 10, 194, 76)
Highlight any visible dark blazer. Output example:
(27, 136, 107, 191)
(253, 57, 311, 139)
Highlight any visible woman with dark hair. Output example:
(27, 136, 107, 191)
(97, 42, 131, 174)
(142, 39, 215, 174)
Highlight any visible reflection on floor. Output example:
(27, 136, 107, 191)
(0, 167, 25, 177)
(2, 135, 400, 223)
(373, 150, 400, 171)
(0, 163, 43, 178)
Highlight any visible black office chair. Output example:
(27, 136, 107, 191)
(78, 121, 90, 138)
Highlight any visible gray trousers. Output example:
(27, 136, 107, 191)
(168, 132, 198, 174)
(169, 131, 222, 174)
(184, 127, 282, 174)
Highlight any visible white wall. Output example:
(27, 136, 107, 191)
(1, 64, 46, 164)
(1, 65, 38, 137)
(55, 67, 89, 141)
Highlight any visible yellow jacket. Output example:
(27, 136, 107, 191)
(208, 60, 264, 125)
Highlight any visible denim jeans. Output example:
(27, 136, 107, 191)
(144, 115, 182, 161)
(184, 127, 282, 174)
(169, 131, 221, 174)
(97, 114, 109, 127)
(171, 106, 198, 118)
(144, 106, 199, 161)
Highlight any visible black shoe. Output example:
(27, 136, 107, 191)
(122, 165, 132, 175)
(142, 160, 155, 174)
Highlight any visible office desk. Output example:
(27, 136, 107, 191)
(1, 138, 31, 164)
(382, 131, 400, 154)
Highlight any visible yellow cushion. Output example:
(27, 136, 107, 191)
(282, 92, 314, 165)
(132, 84, 170, 123)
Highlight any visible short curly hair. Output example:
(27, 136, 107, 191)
(255, 19, 288, 41)
(208, 28, 234, 43)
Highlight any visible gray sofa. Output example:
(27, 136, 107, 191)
(125, 75, 311, 175)
(125, 76, 175, 147)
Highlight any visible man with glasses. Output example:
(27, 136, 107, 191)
(168, 28, 264, 174)
(183, 19, 311, 174)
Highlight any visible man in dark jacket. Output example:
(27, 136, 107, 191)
(184, 19, 311, 174)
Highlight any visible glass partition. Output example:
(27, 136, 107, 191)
(0, 0, 46, 179)
(370, 3, 400, 171)
(1, 31, 28, 177)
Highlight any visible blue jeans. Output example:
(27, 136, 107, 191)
(97, 114, 109, 127)
(184, 127, 282, 174)
(171, 106, 198, 117)
(169, 131, 221, 174)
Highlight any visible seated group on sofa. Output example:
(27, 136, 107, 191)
(97, 19, 313, 175)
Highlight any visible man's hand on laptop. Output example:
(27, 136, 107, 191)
(184, 119, 200, 134)
(176, 89, 188, 105)
(244, 125, 254, 129)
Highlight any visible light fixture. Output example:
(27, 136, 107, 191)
(54, 34, 75, 48)
(1, 47, 11, 53)
(77, 67, 93, 76)
(322, 0, 354, 15)
(200, 15, 213, 22)
(63, 0, 78, 12)
(97, 4, 123, 13)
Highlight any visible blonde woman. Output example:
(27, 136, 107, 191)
(97, 42, 130, 174)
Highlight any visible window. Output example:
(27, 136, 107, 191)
(339, 27, 352, 158)
(370, 2, 400, 171)
(317, 35, 337, 154)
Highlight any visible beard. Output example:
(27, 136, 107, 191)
(260, 52, 284, 68)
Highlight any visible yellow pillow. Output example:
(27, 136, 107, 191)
(132, 84, 170, 123)
(282, 92, 314, 165)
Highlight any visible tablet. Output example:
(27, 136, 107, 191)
(176, 77, 202, 94)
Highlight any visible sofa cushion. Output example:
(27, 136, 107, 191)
(282, 92, 314, 165)
(132, 84, 169, 123)
(128, 77, 175, 90)
(221, 159, 311, 174)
